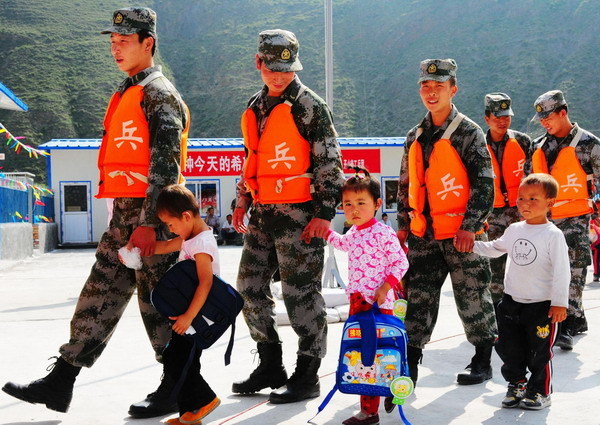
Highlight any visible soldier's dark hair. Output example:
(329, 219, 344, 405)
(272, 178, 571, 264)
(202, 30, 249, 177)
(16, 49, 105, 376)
(138, 29, 157, 56)
(342, 166, 381, 204)
(449, 76, 457, 87)
(520, 173, 558, 199)
(554, 105, 568, 115)
(156, 184, 199, 218)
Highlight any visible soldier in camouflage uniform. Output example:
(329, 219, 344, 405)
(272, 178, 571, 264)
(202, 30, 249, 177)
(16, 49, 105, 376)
(231, 29, 344, 404)
(2, 8, 187, 418)
(483, 93, 533, 306)
(396, 59, 497, 386)
(531, 90, 600, 350)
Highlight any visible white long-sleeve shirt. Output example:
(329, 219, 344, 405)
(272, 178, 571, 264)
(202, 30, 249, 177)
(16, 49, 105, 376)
(474, 221, 569, 307)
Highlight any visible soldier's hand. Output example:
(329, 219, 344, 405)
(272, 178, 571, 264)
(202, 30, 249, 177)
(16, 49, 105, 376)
(129, 226, 157, 257)
(453, 229, 475, 252)
(397, 230, 408, 245)
(301, 218, 331, 243)
(233, 207, 248, 233)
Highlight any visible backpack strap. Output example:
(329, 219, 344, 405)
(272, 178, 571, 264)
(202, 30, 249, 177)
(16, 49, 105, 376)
(356, 306, 378, 366)
(398, 405, 412, 425)
(308, 384, 338, 423)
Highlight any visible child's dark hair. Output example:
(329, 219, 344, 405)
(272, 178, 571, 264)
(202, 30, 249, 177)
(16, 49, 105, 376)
(156, 184, 200, 218)
(520, 173, 558, 199)
(343, 166, 381, 203)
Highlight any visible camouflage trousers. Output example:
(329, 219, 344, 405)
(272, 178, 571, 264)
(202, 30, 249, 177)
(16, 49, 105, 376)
(59, 198, 177, 368)
(487, 205, 521, 304)
(553, 215, 591, 318)
(237, 202, 327, 358)
(405, 230, 497, 349)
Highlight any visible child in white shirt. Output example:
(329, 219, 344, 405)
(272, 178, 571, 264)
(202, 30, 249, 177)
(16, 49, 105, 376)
(470, 174, 569, 411)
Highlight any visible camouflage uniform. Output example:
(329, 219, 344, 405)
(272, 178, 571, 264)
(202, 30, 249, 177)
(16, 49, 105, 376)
(236, 75, 344, 358)
(486, 126, 533, 303)
(397, 105, 498, 349)
(533, 122, 600, 318)
(59, 66, 187, 367)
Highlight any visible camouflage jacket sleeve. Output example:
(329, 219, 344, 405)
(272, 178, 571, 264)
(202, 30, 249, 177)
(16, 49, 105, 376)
(456, 115, 494, 232)
(293, 84, 344, 220)
(396, 127, 416, 231)
(138, 68, 187, 227)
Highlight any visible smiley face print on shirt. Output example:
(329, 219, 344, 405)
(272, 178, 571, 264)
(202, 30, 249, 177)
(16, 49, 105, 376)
(511, 238, 537, 266)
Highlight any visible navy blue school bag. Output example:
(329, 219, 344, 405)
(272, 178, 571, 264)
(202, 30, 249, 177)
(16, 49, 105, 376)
(151, 259, 244, 365)
(311, 304, 412, 425)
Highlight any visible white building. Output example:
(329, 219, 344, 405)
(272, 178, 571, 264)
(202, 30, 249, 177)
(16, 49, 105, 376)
(40, 138, 405, 244)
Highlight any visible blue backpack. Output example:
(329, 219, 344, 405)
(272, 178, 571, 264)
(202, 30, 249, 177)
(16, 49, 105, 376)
(311, 303, 412, 425)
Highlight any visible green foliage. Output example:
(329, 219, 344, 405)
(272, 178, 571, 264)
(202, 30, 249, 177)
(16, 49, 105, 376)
(1, 0, 599, 182)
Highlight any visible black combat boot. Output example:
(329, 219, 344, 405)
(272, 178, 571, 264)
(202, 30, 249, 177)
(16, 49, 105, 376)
(457, 344, 493, 385)
(232, 342, 288, 394)
(2, 356, 81, 413)
(574, 313, 588, 335)
(554, 315, 575, 351)
(407, 345, 423, 386)
(128, 372, 178, 418)
(269, 354, 321, 404)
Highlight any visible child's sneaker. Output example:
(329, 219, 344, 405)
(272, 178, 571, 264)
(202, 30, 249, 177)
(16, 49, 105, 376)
(165, 418, 185, 425)
(501, 381, 527, 408)
(180, 397, 220, 424)
(520, 392, 551, 410)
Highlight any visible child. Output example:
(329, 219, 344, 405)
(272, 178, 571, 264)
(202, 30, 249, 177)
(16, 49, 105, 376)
(152, 184, 221, 425)
(470, 174, 569, 410)
(590, 219, 600, 282)
(323, 167, 409, 425)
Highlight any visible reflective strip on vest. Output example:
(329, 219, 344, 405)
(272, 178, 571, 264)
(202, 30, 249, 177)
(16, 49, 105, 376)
(408, 113, 471, 239)
(241, 92, 313, 204)
(488, 134, 526, 208)
(532, 128, 592, 219)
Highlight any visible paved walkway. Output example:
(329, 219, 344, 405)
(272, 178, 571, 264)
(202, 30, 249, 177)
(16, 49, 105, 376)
(1, 247, 599, 425)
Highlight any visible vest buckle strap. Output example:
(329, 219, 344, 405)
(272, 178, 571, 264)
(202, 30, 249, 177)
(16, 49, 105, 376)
(108, 170, 148, 186)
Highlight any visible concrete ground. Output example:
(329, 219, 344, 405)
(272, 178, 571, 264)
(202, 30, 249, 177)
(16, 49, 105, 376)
(1, 246, 599, 425)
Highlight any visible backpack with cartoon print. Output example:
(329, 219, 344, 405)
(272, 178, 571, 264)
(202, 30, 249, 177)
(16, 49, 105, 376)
(310, 303, 412, 425)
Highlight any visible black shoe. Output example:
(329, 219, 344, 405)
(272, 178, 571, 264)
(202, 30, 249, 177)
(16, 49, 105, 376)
(407, 346, 423, 386)
(457, 345, 493, 385)
(554, 316, 575, 351)
(574, 315, 588, 334)
(2, 356, 80, 413)
(232, 343, 288, 394)
(554, 332, 574, 350)
(128, 374, 178, 418)
(269, 355, 321, 404)
(384, 396, 396, 413)
(501, 381, 527, 408)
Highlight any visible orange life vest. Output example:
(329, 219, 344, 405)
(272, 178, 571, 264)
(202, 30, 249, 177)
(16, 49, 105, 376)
(241, 89, 313, 204)
(532, 128, 593, 219)
(408, 113, 471, 240)
(488, 132, 526, 208)
(96, 72, 189, 199)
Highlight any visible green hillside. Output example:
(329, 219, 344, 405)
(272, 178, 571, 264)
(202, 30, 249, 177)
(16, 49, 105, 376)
(1, 0, 599, 181)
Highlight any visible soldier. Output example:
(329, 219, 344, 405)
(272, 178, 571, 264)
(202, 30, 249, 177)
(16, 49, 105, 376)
(231, 29, 344, 404)
(2, 7, 189, 418)
(531, 90, 600, 350)
(396, 59, 497, 386)
(483, 93, 533, 307)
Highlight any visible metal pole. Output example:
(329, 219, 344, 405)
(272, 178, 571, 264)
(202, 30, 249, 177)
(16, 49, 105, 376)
(324, 0, 333, 110)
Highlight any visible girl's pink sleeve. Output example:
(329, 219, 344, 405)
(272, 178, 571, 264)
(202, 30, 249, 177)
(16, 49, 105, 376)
(327, 229, 351, 252)
(382, 228, 409, 292)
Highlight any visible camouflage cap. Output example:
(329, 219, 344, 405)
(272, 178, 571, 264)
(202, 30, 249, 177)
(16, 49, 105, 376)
(101, 7, 157, 36)
(257, 29, 302, 72)
(485, 92, 514, 117)
(533, 90, 567, 119)
(418, 58, 457, 83)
